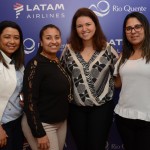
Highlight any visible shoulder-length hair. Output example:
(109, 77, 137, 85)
(0, 20, 24, 70)
(68, 7, 107, 52)
(37, 24, 61, 54)
(120, 12, 150, 66)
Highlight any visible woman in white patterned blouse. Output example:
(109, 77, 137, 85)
(61, 7, 118, 150)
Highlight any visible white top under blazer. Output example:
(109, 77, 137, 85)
(0, 50, 23, 123)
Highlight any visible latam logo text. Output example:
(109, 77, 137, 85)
(13, 3, 65, 19)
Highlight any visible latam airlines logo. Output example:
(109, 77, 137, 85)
(13, 2, 65, 19)
(13, 3, 24, 19)
(89, 0, 110, 17)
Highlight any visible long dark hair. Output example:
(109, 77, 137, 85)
(68, 7, 107, 52)
(119, 12, 150, 68)
(37, 24, 61, 54)
(0, 20, 24, 70)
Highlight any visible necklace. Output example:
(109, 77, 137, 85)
(41, 51, 59, 63)
(48, 59, 73, 102)
(57, 62, 73, 102)
(41, 51, 73, 101)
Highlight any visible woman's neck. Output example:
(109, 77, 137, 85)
(41, 51, 58, 62)
(82, 39, 93, 47)
(129, 49, 143, 60)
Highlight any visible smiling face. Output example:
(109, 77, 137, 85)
(125, 17, 145, 49)
(40, 27, 62, 57)
(0, 27, 20, 57)
(76, 16, 96, 43)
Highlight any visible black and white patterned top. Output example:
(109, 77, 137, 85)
(60, 43, 118, 106)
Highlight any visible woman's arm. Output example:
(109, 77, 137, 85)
(23, 59, 46, 138)
(114, 74, 122, 88)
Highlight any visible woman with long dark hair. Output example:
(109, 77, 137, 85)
(61, 8, 118, 150)
(114, 12, 150, 150)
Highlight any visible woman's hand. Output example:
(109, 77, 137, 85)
(19, 93, 24, 107)
(37, 135, 50, 150)
(0, 125, 8, 148)
(19, 100, 24, 107)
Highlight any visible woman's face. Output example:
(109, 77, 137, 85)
(76, 16, 96, 42)
(0, 27, 20, 57)
(40, 27, 61, 55)
(125, 17, 145, 49)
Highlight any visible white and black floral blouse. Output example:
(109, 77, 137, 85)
(60, 43, 118, 106)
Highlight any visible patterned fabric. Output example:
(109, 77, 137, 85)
(60, 43, 118, 106)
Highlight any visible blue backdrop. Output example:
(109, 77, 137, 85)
(0, 0, 149, 150)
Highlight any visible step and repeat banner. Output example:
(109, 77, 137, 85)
(0, 0, 149, 150)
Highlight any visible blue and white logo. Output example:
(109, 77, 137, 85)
(89, 0, 110, 17)
(24, 38, 36, 54)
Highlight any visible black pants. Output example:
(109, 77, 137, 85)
(68, 101, 114, 150)
(1, 116, 24, 150)
(115, 114, 150, 150)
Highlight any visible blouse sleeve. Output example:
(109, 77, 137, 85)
(107, 44, 119, 75)
(23, 59, 46, 138)
(113, 56, 122, 76)
(110, 44, 119, 65)
(60, 44, 69, 70)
